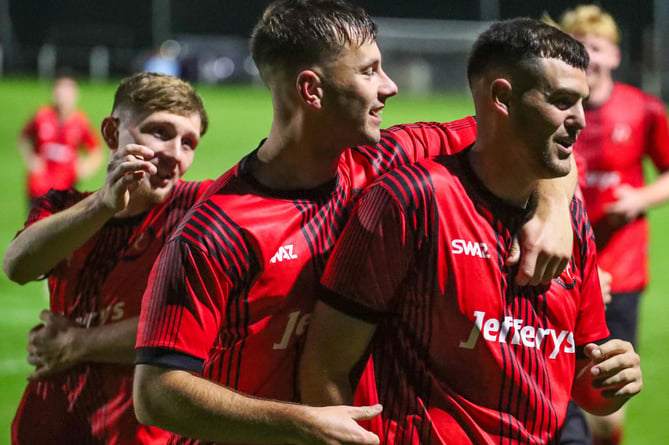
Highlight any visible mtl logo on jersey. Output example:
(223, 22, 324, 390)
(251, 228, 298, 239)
(270, 244, 298, 263)
(451, 239, 491, 259)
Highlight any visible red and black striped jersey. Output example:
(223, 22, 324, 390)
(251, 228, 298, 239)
(135, 119, 477, 427)
(576, 82, 669, 292)
(320, 150, 609, 444)
(12, 180, 212, 445)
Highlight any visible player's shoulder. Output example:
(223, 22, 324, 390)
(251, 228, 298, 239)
(613, 82, 663, 107)
(164, 179, 215, 211)
(34, 105, 57, 120)
(173, 179, 214, 199)
(370, 154, 458, 209)
(382, 116, 477, 135)
(569, 195, 593, 245)
(27, 188, 90, 223)
(174, 173, 246, 241)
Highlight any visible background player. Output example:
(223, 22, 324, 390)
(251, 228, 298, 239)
(559, 5, 669, 444)
(133, 1, 580, 444)
(3, 72, 212, 444)
(299, 17, 642, 444)
(17, 71, 103, 206)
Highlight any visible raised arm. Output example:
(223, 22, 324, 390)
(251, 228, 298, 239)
(603, 170, 669, 225)
(76, 144, 105, 181)
(134, 364, 381, 445)
(3, 144, 157, 284)
(16, 133, 43, 174)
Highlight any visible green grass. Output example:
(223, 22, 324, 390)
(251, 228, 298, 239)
(0, 77, 666, 444)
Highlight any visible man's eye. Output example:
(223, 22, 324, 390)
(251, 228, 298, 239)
(553, 99, 574, 110)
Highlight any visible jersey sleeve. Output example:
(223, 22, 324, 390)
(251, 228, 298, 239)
(382, 116, 477, 162)
(320, 184, 415, 323)
(136, 239, 231, 373)
(571, 198, 609, 347)
(643, 93, 669, 172)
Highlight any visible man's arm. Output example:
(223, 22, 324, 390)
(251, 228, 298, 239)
(17, 134, 44, 174)
(133, 364, 381, 445)
(76, 144, 104, 181)
(3, 144, 157, 284)
(511, 156, 577, 285)
(571, 340, 642, 416)
(27, 312, 138, 380)
(299, 301, 377, 406)
(603, 171, 669, 225)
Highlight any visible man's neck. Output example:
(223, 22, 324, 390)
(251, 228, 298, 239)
(250, 135, 342, 191)
(467, 142, 536, 209)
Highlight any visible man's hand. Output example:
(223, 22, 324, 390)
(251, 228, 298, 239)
(507, 199, 572, 286)
(604, 184, 646, 227)
(26, 310, 82, 380)
(582, 340, 642, 401)
(96, 144, 157, 213)
(300, 404, 382, 445)
(27, 154, 46, 173)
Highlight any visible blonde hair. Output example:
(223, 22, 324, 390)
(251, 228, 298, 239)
(559, 4, 620, 45)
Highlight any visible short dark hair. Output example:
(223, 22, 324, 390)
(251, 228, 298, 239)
(467, 18, 589, 84)
(112, 72, 208, 136)
(250, 0, 377, 84)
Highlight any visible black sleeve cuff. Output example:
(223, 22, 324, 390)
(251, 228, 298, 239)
(318, 283, 384, 324)
(575, 336, 610, 360)
(136, 347, 204, 374)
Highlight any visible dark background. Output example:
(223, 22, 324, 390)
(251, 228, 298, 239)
(1, 0, 659, 93)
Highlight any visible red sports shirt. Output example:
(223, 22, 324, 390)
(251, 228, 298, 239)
(21, 105, 100, 198)
(11, 180, 211, 445)
(576, 83, 669, 292)
(320, 151, 609, 444)
(136, 119, 478, 445)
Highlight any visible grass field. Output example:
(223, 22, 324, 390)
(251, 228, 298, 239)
(0, 77, 667, 444)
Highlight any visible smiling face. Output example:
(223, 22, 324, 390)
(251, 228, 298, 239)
(510, 58, 589, 179)
(114, 108, 201, 204)
(318, 40, 398, 148)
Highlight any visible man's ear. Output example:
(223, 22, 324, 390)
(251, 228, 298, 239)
(491, 78, 513, 117)
(101, 116, 119, 149)
(296, 69, 324, 109)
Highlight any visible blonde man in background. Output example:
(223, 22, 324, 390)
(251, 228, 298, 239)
(560, 5, 669, 445)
